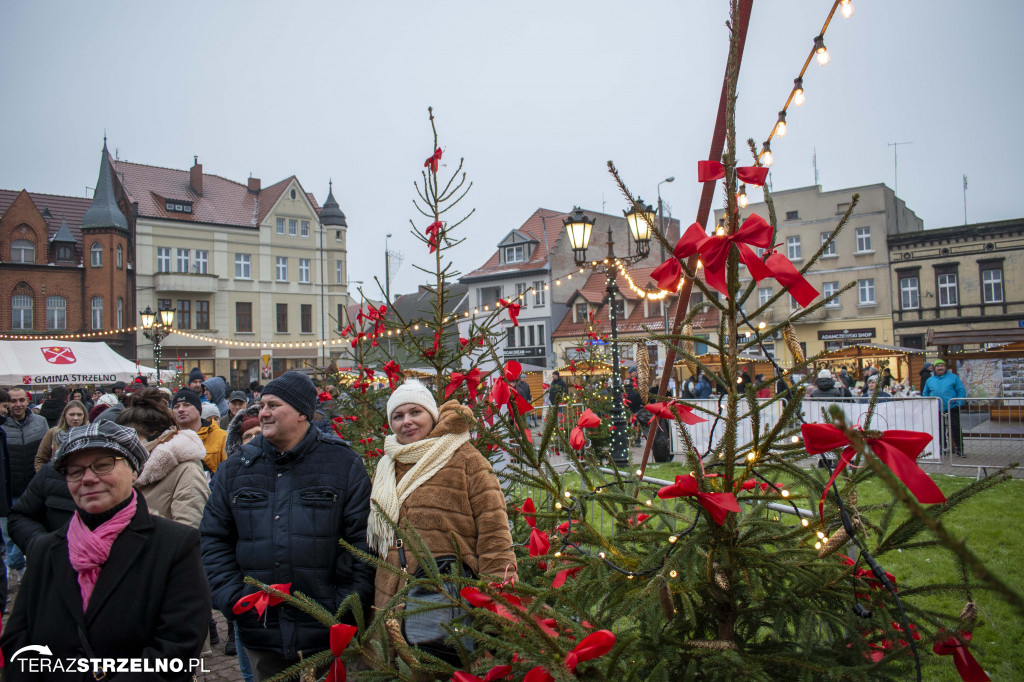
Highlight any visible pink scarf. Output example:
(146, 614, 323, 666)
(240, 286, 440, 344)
(67, 491, 138, 611)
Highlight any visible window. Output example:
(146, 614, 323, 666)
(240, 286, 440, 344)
(157, 299, 172, 315)
(56, 245, 72, 261)
(982, 267, 1004, 304)
(515, 283, 529, 308)
(790, 294, 800, 311)
(336, 230, 343, 242)
(690, 292, 705, 309)
(506, 328, 516, 348)
(91, 242, 103, 267)
(575, 302, 588, 322)
(479, 286, 502, 307)
(235, 253, 251, 279)
(612, 299, 625, 319)
(528, 325, 536, 346)
(177, 299, 191, 329)
(195, 300, 210, 330)
(176, 248, 190, 273)
(157, 247, 171, 272)
(236, 302, 252, 333)
(938, 273, 958, 307)
(301, 220, 310, 237)
(276, 256, 288, 281)
(504, 244, 526, 263)
(276, 218, 285, 235)
(288, 219, 297, 236)
(91, 296, 103, 329)
(12, 294, 33, 330)
(533, 280, 546, 306)
(900, 277, 920, 310)
(823, 281, 841, 308)
(46, 296, 66, 330)
(276, 303, 288, 333)
(855, 227, 872, 253)
(758, 287, 773, 307)
(648, 299, 663, 317)
(194, 250, 208, 274)
(164, 200, 192, 214)
(116, 298, 123, 328)
(116, 244, 123, 269)
(300, 304, 312, 333)
(786, 236, 801, 260)
(336, 261, 343, 284)
(299, 258, 311, 284)
(820, 232, 836, 257)
(11, 239, 34, 263)
(785, 210, 799, 221)
(858, 278, 876, 305)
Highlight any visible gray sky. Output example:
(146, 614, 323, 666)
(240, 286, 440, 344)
(3, 1, 1022, 297)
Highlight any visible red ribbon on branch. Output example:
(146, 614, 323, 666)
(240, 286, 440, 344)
(801, 423, 945, 520)
(424, 147, 443, 173)
(697, 160, 769, 187)
(516, 497, 550, 569)
(498, 298, 521, 326)
(426, 220, 443, 254)
(382, 360, 402, 389)
(452, 665, 513, 682)
(325, 623, 358, 682)
(698, 213, 774, 297)
(657, 475, 740, 525)
(423, 331, 441, 358)
(445, 368, 483, 404)
(650, 222, 707, 291)
(490, 361, 533, 415)
(763, 249, 819, 307)
(933, 630, 990, 682)
(564, 629, 616, 672)
(644, 401, 707, 425)
(232, 582, 292, 618)
(569, 408, 601, 451)
(318, 390, 333, 402)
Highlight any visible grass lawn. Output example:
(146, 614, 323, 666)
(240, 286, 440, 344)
(530, 461, 1024, 680)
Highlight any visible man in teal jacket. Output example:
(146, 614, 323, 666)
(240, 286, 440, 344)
(923, 360, 967, 457)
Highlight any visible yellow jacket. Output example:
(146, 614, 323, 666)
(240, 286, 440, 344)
(196, 419, 227, 473)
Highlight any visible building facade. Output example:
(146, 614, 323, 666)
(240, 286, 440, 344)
(887, 218, 1024, 350)
(715, 184, 922, 363)
(0, 142, 136, 360)
(119, 157, 349, 386)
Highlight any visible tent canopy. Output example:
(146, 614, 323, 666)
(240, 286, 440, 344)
(0, 340, 171, 386)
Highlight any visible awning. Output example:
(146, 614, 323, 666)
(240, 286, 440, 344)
(0, 340, 172, 386)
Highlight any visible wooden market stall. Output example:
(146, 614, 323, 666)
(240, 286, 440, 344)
(676, 352, 775, 384)
(818, 343, 926, 386)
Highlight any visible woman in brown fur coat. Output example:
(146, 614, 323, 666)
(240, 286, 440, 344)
(368, 379, 516, 613)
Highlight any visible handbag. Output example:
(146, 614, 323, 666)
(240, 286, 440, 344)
(397, 539, 476, 657)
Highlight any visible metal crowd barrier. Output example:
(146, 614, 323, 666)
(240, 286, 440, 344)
(947, 398, 1024, 476)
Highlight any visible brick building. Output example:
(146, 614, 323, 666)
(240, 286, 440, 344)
(0, 141, 136, 359)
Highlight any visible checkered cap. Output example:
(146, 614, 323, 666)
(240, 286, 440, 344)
(55, 421, 149, 474)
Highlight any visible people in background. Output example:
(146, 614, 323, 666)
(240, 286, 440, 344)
(188, 368, 205, 394)
(204, 376, 230, 417)
(919, 362, 934, 393)
(37, 386, 69, 429)
(923, 360, 966, 457)
(70, 387, 93, 414)
(172, 389, 227, 474)
(221, 391, 249, 430)
(34, 400, 88, 471)
(691, 372, 713, 399)
(1, 386, 48, 581)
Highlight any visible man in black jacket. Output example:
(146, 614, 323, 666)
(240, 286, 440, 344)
(37, 386, 69, 428)
(1, 386, 46, 578)
(200, 371, 373, 681)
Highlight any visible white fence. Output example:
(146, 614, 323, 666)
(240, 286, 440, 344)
(947, 398, 1024, 473)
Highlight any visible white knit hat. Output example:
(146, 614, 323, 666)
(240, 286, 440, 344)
(386, 379, 439, 424)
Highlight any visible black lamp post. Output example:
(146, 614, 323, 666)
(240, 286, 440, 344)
(141, 304, 175, 386)
(563, 204, 654, 465)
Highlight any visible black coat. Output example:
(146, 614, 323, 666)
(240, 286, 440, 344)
(8, 462, 75, 554)
(1, 494, 211, 681)
(200, 425, 374, 658)
(38, 399, 66, 428)
(2, 413, 48, 499)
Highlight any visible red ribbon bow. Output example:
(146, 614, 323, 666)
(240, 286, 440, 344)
(498, 298, 521, 326)
(697, 160, 769, 187)
(423, 330, 441, 358)
(650, 222, 708, 291)
(933, 630, 990, 682)
(424, 147, 443, 172)
(657, 475, 740, 525)
(426, 220, 443, 253)
(564, 629, 616, 673)
(232, 582, 292, 618)
(382, 360, 402, 389)
(318, 390, 333, 402)
(452, 665, 513, 682)
(569, 408, 601, 451)
(491, 361, 533, 415)
(325, 623, 358, 682)
(801, 423, 945, 520)
(445, 368, 483, 404)
(516, 498, 550, 568)
(763, 248, 819, 307)
(644, 401, 707, 425)
(552, 565, 583, 588)
(698, 213, 774, 298)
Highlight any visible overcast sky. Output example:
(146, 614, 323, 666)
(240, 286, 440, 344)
(2, 1, 1021, 297)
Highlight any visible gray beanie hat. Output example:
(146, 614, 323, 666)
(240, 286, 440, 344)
(55, 421, 149, 474)
(261, 371, 317, 420)
(386, 379, 439, 424)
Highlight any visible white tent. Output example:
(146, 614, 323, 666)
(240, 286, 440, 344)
(0, 340, 173, 386)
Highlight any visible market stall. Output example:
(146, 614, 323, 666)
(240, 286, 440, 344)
(0, 340, 172, 386)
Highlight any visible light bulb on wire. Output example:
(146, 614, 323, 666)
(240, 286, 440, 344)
(736, 184, 749, 208)
(813, 35, 830, 66)
(760, 141, 773, 167)
(775, 110, 787, 137)
(840, 0, 854, 18)
(792, 77, 805, 106)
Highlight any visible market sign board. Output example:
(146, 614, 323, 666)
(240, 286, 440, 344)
(817, 328, 876, 341)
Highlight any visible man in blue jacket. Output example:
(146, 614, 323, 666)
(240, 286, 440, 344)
(200, 371, 373, 681)
(923, 359, 967, 457)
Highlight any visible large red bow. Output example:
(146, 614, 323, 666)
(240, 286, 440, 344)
(426, 220, 443, 254)
(491, 361, 532, 415)
(650, 222, 707, 291)
(445, 368, 483, 403)
(645, 401, 707, 425)
(697, 160, 769, 187)
(564, 629, 616, 672)
(382, 360, 402, 389)
(325, 623, 358, 682)
(569, 408, 602, 451)
(657, 475, 740, 525)
(801, 423, 945, 520)
(232, 582, 292, 618)
(452, 665, 513, 682)
(516, 497, 550, 568)
(424, 147, 443, 172)
(763, 250, 819, 307)
(498, 298, 521, 326)
(423, 330, 441, 358)
(698, 213, 774, 298)
(933, 630, 989, 682)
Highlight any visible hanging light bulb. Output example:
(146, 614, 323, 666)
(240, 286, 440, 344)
(736, 184, 749, 208)
(760, 141, 774, 167)
(792, 77, 805, 106)
(775, 110, 787, 137)
(813, 35, 830, 66)
(840, 0, 854, 18)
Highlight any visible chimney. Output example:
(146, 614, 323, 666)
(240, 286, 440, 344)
(248, 175, 261, 193)
(190, 156, 203, 196)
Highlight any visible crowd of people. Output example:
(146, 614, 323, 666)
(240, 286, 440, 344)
(0, 369, 514, 680)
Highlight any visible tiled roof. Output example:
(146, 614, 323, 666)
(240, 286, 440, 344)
(462, 208, 566, 280)
(0, 189, 93, 245)
(81, 145, 128, 231)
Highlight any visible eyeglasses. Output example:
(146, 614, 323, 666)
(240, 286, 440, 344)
(64, 455, 125, 482)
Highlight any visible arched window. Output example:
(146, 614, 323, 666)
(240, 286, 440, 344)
(46, 296, 66, 330)
(12, 294, 33, 330)
(116, 244, 123, 269)
(116, 297, 123, 328)
(91, 296, 103, 330)
(91, 242, 103, 267)
(11, 239, 34, 263)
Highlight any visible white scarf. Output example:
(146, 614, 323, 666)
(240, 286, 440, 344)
(367, 430, 470, 558)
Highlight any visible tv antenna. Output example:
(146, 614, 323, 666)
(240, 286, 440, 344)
(887, 141, 913, 196)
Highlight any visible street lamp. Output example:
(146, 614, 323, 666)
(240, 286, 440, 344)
(141, 304, 175, 386)
(564, 205, 653, 465)
(656, 177, 675, 349)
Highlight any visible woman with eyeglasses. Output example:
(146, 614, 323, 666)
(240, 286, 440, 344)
(0, 421, 211, 680)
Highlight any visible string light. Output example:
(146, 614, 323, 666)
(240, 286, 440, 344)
(775, 111, 787, 137)
(736, 184, 749, 208)
(813, 35, 830, 66)
(759, 141, 774, 167)
(840, 0, 854, 18)
(792, 77, 805, 106)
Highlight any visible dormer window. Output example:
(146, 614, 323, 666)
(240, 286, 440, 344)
(165, 199, 193, 214)
(504, 244, 526, 263)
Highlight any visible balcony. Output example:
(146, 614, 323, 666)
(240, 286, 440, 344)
(153, 272, 220, 294)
